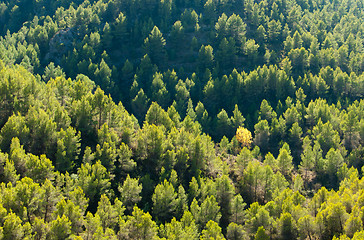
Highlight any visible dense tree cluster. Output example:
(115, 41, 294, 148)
(0, 60, 363, 239)
(0, 0, 363, 121)
(1, 0, 364, 239)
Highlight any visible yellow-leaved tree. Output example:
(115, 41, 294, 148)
(236, 127, 252, 149)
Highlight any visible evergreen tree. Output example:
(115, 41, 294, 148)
(152, 179, 178, 222)
(119, 175, 142, 213)
(144, 26, 166, 66)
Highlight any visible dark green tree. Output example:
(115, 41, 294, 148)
(143, 26, 166, 66)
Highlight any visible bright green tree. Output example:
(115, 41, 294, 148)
(152, 179, 178, 222)
(119, 175, 142, 213)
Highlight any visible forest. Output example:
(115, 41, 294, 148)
(0, 0, 364, 239)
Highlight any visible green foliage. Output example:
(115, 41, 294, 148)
(1, 0, 364, 238)
(76, 161, 111, 208)
(123, 206, 158, 240)
(191, 195, 221, 230)
(200, 221, 225, 239)
(96, 194, 122, 231)
(276, 144, 294, 177)
(48, 215, 72, 240)
(152, 179, 178, 222)
(226, 222, 248, 240)
(160, 211, 199, 240)
(254, 226, 269, 240)
(144, 26, 166, 66)
(119, 175, 142, 213)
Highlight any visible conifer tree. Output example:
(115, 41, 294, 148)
(143, 26, 166, 66)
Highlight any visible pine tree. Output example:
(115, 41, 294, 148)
(143, 26, 166, 66)
(200, 221, 225, 240)
(119, 175, 142, 213)
(277, 143, 294, 177)
(152, 179, 178, 222)
(125, 206, 158, 240)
